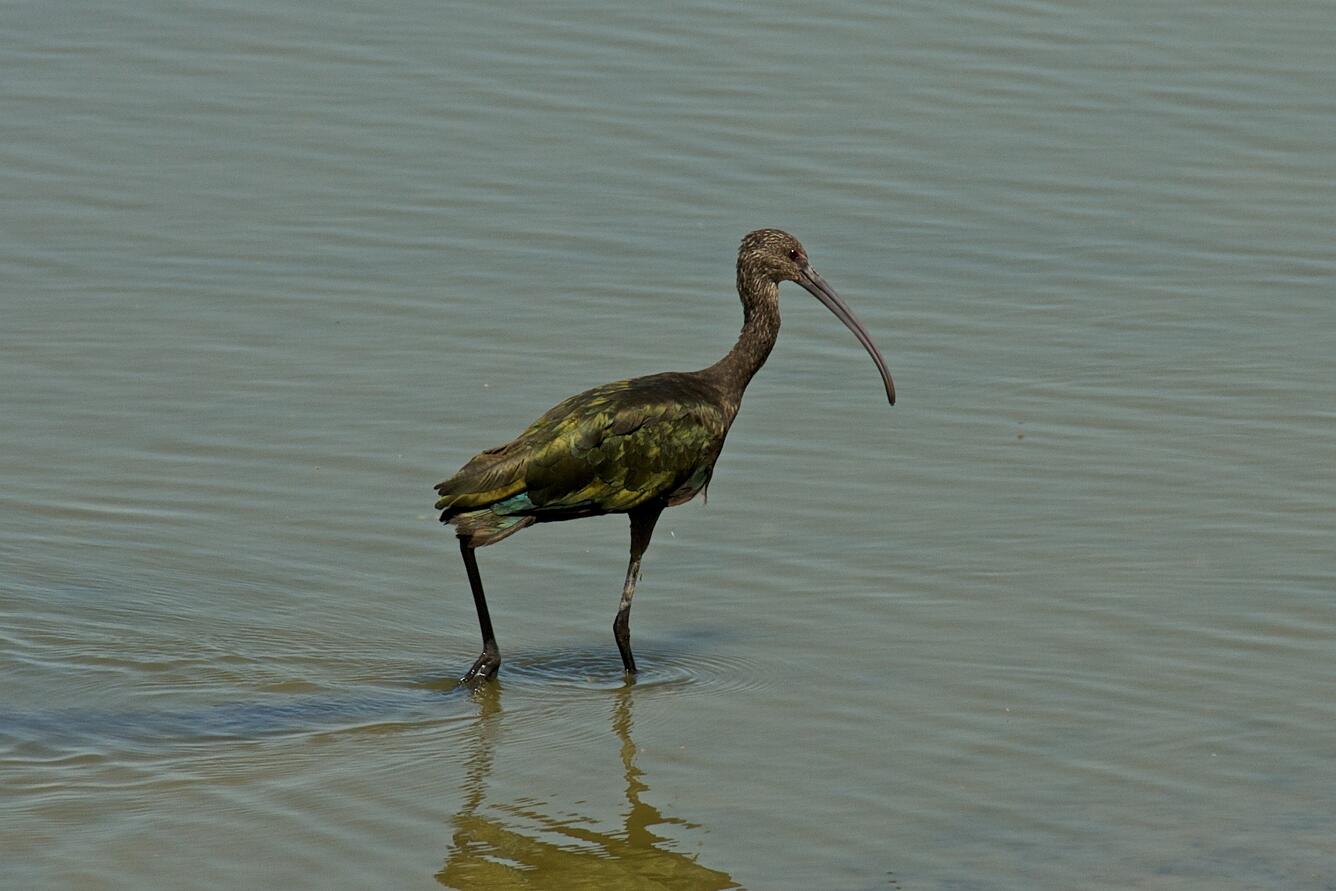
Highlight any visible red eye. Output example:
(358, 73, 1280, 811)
(787, 249, 800, 261)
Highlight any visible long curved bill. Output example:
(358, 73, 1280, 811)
(798, 267, 896, 405)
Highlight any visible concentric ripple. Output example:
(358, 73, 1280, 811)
(418, 645, 773, 699)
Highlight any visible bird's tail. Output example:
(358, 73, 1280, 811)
(440, 490, 538, 548)
(445, 508, 535, 548)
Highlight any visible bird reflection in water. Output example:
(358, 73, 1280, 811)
(437, 683, 738, 890)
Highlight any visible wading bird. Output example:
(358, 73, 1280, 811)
(436, 229, 895, 682)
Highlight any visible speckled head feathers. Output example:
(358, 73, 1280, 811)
(738, 228, 810, 284)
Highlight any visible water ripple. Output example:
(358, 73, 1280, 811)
(415, 644, 771, 699)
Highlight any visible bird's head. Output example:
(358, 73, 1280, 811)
(738, 228, 896, 405)
(738, 228, 812, 284)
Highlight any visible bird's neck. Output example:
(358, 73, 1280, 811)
(706, 278, 780, 409)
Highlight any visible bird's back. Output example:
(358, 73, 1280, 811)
(436, 372, 734, 546)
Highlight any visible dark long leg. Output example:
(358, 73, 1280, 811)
(613, 502, 664, 674)
(459, 540, 500, 683)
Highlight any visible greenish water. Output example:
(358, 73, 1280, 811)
(3, 2, 1334, 888)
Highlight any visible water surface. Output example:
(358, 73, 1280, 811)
(4, 1, 1335, 888)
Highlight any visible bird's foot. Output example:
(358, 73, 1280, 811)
(459, 646, 500, 684)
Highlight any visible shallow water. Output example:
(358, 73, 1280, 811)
(4, 1, 1335, 888)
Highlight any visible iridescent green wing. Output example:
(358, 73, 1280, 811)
(522, 374, 729, 515)
(434, 436, 531, 516)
